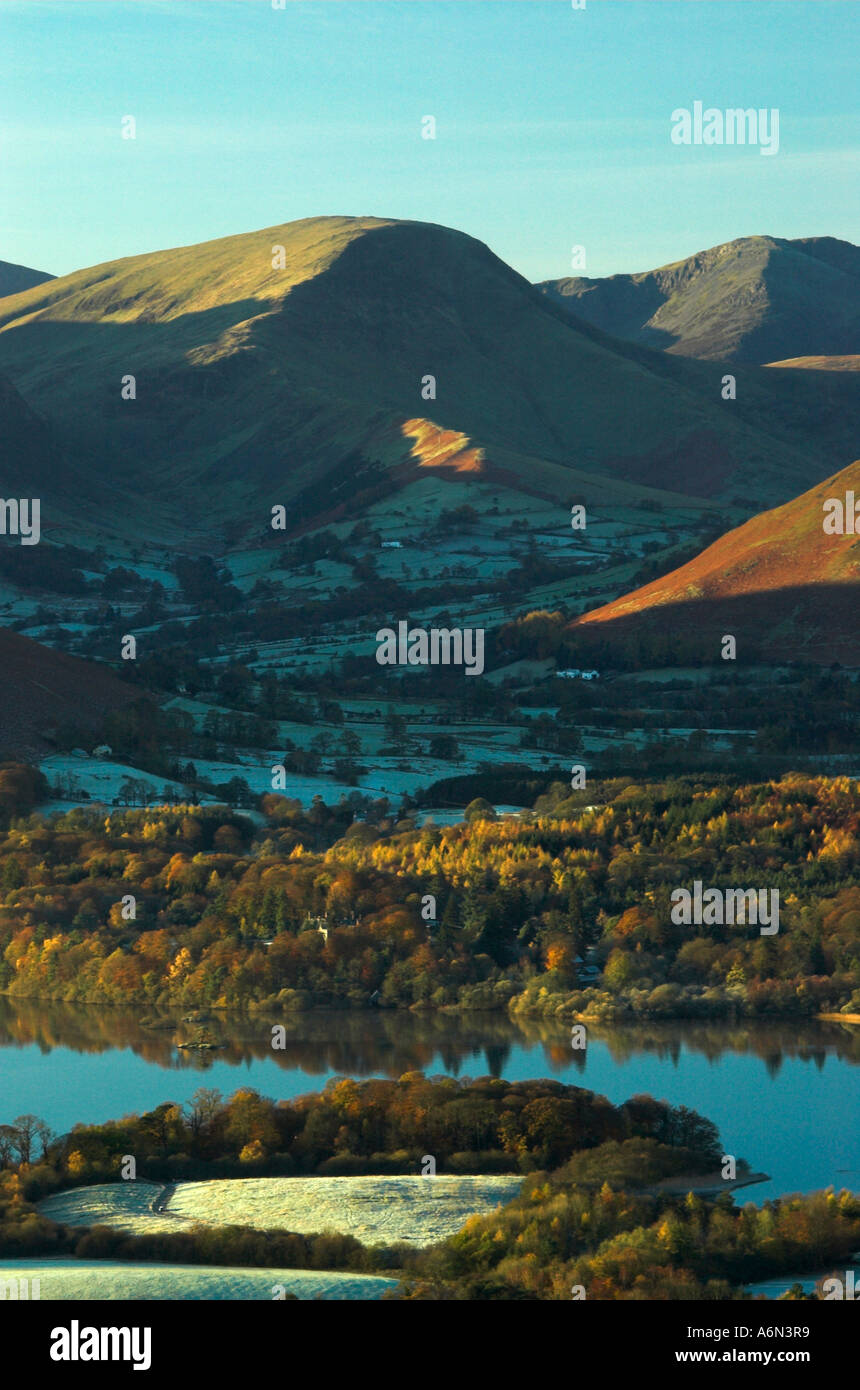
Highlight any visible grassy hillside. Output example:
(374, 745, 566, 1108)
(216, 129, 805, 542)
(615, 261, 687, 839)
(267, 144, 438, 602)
(0, 218, 847, 538)
(571, 459, 860, 663)
(0, 628, 144, 760)
(765, 355, 860, 371)
(39, 1176, 523, 1247)
(0, 372, 96, 504)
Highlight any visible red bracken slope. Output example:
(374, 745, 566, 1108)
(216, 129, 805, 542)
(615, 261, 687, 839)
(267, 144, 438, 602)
(0, 628, 144, 760)
(571, 460, 860, 664)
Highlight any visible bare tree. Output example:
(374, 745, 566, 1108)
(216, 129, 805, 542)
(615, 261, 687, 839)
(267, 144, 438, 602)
(184, 1088, 223, 1139)
(0, 1125, 18, 1167)
(11, 1114, 46, 1165)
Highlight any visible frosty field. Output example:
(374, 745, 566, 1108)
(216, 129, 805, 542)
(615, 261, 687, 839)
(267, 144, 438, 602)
(167, 1174, 523, 1245)
(0, 1259, 395, 1301)
(39, 1174, 522, 1246)
(38, 1181, 169, 1236)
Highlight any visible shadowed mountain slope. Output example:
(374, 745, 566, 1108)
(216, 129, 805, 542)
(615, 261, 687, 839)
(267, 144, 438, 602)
(0, 628, 145, 761)
(0, 218, 853, 538)
(539, 235, 860, 364)
(0, 259, 54, 300)
(0, 372, 99, 509)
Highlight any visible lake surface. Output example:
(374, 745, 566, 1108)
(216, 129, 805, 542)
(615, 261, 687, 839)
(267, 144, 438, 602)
(0, 1000, 857, 1203)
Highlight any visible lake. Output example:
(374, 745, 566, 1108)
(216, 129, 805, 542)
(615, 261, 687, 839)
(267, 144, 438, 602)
(0, 1000, 857, 1203)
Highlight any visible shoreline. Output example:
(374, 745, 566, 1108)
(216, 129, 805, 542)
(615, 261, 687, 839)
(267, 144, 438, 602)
(648, 1170, 770, 1197)
(2, 988, 857, 1024)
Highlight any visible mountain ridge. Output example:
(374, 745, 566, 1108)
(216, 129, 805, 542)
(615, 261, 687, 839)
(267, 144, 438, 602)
(0, 258, 54, 300)
(0, 217, 855, 540)
(538, 234, 860, 364)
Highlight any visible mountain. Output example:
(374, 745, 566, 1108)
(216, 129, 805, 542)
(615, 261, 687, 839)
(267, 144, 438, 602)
(0, 259, 54, 299)
(765, 355, 860, 371)
(0, 372, 108, 535)
(569, 460, 860, 664)
(0, 217, 853, 541)
(538, 236, 860, 364)
(0, 628, 144, 761)
(0, 371, 58, 493)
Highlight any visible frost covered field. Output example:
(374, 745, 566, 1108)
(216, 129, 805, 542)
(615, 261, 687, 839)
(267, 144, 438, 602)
(167, 1174, 523, 1245)
(39, 1175, 522, 1246)
(37, 1181, 169, 1235)
(0, 1259, 395, 1301)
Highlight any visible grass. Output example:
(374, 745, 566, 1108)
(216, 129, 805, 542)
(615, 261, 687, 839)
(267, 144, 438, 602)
(0, 214, 829, 544)
(39, 1175, 523, 1247)
(38, 1181, 168, 1236)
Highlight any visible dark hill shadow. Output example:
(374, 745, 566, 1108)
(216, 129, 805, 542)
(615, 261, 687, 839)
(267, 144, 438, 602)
(0, 627, 146, 762)
(571, 583, 860, 667)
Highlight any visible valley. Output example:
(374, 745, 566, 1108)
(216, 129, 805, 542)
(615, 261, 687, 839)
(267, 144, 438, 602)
(0, 218, 855, 819)
(1, 0, 858, 1322)
(0, 219, 857, 1309)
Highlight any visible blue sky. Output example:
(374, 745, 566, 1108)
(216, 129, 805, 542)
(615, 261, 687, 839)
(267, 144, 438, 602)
(1, 0, 857, 281)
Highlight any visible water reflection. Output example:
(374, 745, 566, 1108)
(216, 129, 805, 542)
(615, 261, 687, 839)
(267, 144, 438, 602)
(1, 1000, 857, 1200)
(1, 998, 859, 1077)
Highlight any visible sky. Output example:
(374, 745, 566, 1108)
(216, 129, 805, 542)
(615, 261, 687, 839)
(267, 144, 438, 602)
(1, 0, 857, 282)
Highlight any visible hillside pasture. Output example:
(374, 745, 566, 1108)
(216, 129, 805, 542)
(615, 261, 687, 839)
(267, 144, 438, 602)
(38, 1175, 523, 1247)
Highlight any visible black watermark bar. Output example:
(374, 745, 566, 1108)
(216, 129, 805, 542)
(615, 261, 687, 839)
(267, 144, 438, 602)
(4, 1294, 855, 1378)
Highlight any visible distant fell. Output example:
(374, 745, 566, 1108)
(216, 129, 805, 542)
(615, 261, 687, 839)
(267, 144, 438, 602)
(0, 259, 54, 299)
(0, 218, 854, 537)
(538, 235, 860, 364)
